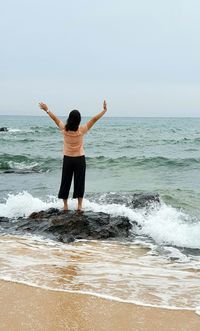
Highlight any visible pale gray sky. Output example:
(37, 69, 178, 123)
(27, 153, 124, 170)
(1, 0, 200, 116)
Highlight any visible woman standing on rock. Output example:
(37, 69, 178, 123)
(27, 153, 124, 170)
(39, 101, 107, 211)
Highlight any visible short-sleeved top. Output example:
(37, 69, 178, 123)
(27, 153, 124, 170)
(58, 121, 88, 156)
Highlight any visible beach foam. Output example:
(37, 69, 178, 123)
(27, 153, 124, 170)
(0, 234, 200, 310)
(196, 307, 200, 316)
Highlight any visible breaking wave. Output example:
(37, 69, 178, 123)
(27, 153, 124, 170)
(0, 154, 60, 173)
(0, 191, 200, 250)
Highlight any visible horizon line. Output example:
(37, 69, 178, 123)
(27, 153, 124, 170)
(1, 114, 200, 119)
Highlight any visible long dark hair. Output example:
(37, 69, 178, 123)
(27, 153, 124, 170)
(65, 110, 81, 131)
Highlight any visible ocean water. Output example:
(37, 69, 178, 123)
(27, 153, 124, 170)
(0, 115, 200, 313)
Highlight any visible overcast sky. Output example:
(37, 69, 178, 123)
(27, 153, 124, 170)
(1, 0, 200, 116)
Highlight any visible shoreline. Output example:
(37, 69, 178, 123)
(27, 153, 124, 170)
(0, 277, 196, 312)
(0, 280, 200, 331)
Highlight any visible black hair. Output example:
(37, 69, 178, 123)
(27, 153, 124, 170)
(65, 110, 81, 131)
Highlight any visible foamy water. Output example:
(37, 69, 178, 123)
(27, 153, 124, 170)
(1, 191, 200, 249)
(0, 192, 200, 312)
(0, 234, 200, 311)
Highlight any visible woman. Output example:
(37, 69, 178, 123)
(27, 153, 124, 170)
(39, 101, 107, 211)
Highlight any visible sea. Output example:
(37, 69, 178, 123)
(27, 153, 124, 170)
(0, 115, 200, 314)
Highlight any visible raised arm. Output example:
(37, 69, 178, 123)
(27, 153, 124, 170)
(86, 100, 107, 130)
(39, 102, 64, 128)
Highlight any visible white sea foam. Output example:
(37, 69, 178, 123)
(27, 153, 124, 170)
(0, 277, 195, 312)
(8, 128, 21, 132)
(7, 161, 40, 170)
(196, 307, 200, 316)
(136, 204, 200, 249)
(8, 128, 33, 133)
(84, 199, 200, 249)
(0, 191, 62, 218)
(0, 192, 200, 249)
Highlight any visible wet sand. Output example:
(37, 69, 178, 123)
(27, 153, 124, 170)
(0, 280, 199, 331)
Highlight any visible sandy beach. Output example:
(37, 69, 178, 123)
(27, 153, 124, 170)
(0, 280, 199, 331)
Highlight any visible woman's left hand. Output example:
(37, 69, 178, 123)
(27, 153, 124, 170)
(39, 102, 48, 112)
(103, 100, 107, 112)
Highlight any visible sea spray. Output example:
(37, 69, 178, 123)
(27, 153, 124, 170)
(0, 192, 62, 218)
(136, 203, 200, 249)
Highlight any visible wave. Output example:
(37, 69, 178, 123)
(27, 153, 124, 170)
(0, 154, 60, 173)
(146, 137, 200, 145)
(0, 138, 37, 144)
(86, 155, 200, 169)
(1, 154, 198, 173)
(0, 127, 57, 135)
(0, 192, 61, 218)
(7, 128, 35, 133)
(85, 196, 200, 250)
(29, 126, 58, 135)
(0, 191, 200, 250)
(7, 128, 21, 133)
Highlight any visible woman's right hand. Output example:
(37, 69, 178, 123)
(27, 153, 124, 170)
(39, 102, 48, 112)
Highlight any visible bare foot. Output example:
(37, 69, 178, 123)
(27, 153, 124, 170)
(76, 209, 83, 213)
(63, 199, 68, 212)
(77, 198, 83, 212)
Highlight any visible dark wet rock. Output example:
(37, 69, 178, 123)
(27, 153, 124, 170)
(4, 170, 36, 174)
(32, 210, 131, 242)
(86, 192, 160, 209)
(0, 127, 8, 132)
(96, 193, 132, 206)
(29, 208, 59, 219)
(0, 209, 131, 243)
(0, 217, 9, 223)
(0, 193, 160, 243)
(132, 193, 160, 208)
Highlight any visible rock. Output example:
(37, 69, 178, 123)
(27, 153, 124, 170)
(0, 217, 9, 223)
(87, 192, 160, 209)
(29, 208, 59, 219)
(0, 209, 132, 243)
(60, 234, 75, 243)
(0, 127, 8, 132)
(132, 193, 160, 208)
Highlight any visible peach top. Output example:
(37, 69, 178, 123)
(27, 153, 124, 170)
(58, 121, 88, 156)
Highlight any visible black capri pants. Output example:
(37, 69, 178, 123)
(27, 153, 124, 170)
(58, 155, 86, 199)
